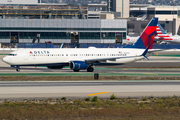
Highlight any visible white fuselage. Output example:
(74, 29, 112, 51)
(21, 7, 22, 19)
(3, 47, 145, 66)
(160, 36, 180, 44)
(126, 36, 180, 44)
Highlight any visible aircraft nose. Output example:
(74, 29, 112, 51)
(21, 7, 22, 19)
(2, 57, 8, 63)
(2, 57, 5, 62)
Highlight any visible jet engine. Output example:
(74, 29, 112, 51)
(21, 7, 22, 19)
(70, 61, 88, 71)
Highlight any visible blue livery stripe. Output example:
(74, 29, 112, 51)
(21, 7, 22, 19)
(157, 23, 167, 34)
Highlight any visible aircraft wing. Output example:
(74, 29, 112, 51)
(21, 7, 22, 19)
(148, 49, 169, 53)
(85, 56, 136, 63)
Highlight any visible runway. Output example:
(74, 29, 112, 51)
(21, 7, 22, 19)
(0, 81, 180, 99)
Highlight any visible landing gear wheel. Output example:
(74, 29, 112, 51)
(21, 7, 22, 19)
(87, 67, 94, 72)
(16, 68, 20, 72)
(73, 69, 80, 72)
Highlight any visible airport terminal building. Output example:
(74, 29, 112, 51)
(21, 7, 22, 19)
(0, 19, 127, 45)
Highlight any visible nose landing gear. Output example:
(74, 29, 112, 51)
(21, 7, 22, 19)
(16, 68, 20, 72)
(11, 65, 20, 72)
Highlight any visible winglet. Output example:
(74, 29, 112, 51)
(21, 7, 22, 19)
(60, 43, 65, 48)
(141, 45, 151, 60)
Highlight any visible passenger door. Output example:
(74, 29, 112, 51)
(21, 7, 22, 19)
(24, 52, 28, 61)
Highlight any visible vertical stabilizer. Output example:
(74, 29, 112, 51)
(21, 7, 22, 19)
(129, 17, 158, 49)
(156, 23, 173, 41)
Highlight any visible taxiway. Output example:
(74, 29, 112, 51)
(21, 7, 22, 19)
(0, 81, 180, 99)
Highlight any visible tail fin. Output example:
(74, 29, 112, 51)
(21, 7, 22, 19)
(156, 23, 173, 41)
(129, 17, 158, 49)
(60, 43, 65, 48)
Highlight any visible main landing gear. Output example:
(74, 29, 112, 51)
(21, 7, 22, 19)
(87, 66, 94, 72)
(16, 68, 20, 72)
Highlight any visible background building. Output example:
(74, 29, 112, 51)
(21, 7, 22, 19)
(0, 19, 127, 45)
(0, 4, 88, 19)
(128, 5, 180, 36)
(108, 0, 129, 17)
(147, 6, 178, 21)
(0, 0, 38, 4)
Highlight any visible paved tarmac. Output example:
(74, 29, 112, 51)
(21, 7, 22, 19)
(0, 81, 180, 99)
(1, 51, 180, 99)
(1, 68, 180, 77)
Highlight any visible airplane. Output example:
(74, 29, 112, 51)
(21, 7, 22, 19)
(2, 17, 158, 72)
(125, 36, 139, 44)
(125, 23, 180, 44)
(156, 23, 180, 44)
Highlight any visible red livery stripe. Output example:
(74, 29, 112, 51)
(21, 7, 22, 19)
(156, 29, 161, 31)
(157, 35, 170, 37)
(159, 38, 173, 40)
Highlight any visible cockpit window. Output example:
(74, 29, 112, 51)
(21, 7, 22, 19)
(9, 54, 17, 56)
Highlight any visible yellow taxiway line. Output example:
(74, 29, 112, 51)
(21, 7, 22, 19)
(87, 92, 110, 96)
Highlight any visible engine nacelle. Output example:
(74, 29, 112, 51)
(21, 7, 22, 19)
(70, 61, 88, 70)
(47, 66, 64, 69)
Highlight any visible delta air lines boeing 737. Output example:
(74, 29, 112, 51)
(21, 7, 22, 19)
(2, 17, 158, 72)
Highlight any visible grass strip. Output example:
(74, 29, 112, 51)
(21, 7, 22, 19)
(0, 95, 180, 119)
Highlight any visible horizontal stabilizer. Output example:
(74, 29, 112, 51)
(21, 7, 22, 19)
(141, 45, 151, 60)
